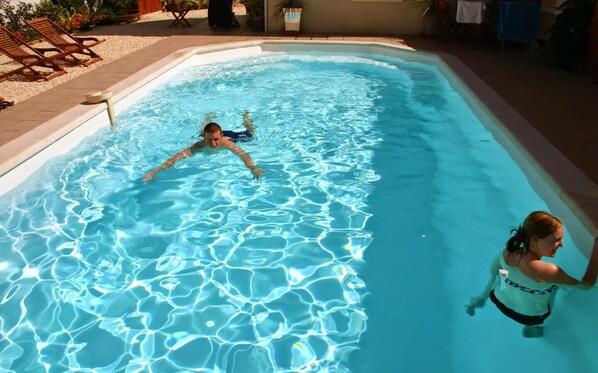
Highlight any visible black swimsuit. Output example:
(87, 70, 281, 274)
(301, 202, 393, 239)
(489, 289, 552, 325)
(222, 130, 253, 143)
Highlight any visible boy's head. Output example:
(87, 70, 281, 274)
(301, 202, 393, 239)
(203, 122, 224, 148)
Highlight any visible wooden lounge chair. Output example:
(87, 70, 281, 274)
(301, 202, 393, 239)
(0, 25, 67, 81)
(25, 17, 105, 66)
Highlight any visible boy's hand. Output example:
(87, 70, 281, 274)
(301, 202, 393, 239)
(251, 167, 264, 179)
(144, 171, 156, 184)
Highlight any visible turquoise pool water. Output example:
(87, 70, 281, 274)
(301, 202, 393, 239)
(1, 51, 597, 372)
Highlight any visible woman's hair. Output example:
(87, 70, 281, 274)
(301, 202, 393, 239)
(506, 211, 563, 253)
(203, 122, 222, 134)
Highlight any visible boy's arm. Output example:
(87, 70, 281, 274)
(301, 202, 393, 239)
(144, 143, 201, 183)
(226, 142, 263, 178)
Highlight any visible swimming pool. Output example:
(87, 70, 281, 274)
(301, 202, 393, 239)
(1, 42, 597, 372)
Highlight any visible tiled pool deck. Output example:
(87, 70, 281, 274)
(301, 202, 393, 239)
(1, 15, 597, 233)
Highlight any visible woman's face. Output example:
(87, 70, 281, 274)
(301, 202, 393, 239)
(531, 226, 564, 258)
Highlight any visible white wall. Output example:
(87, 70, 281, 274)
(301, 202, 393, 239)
(266, 0, 423, 35)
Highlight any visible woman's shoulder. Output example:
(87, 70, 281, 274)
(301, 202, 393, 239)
(526, 260, 560, 278)
(514, 257, 561, 284)
(500, 250, 556, 283)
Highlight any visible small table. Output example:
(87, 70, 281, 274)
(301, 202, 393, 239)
(167, 4, 192, 28)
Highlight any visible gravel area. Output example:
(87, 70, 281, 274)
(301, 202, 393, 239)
(0, 5, 237, 104)
(0, 5, 248, 104)
(0, 5, 247, 104)
(0, 33, 164, 104)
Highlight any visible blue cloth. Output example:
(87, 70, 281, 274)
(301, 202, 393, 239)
(494, 1, 541, 43)
(222, 130, 253, 143)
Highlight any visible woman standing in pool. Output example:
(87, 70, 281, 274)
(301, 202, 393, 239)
(466, 211, 598, 338)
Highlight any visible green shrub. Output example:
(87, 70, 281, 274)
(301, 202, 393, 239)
(91, 7, 118, 25)
(34, 0, 70, 23)
(51, 0, 87, 13)
(0, 0, 36, 33)
(102, 0, 138, 12)
(161, 0, 207, 10)
(0, 0, 114, 35)
(181, 0, 207, 9)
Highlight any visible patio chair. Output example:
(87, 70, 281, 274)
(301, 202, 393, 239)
(166, 0, 192, 28)
(0, 25, 67, 81)
(25, 17, 105, 66)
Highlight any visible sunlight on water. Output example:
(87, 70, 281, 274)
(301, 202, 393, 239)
(1, 51, 596, 373)
(0, 53, 390, 372)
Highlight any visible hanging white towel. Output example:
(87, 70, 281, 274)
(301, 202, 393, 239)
(456, 0, 486, 24)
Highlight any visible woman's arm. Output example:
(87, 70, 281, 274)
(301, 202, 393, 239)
(466, 254, 501, 316)
(582, 237, 598, 285)
(526, 237, 598, 289)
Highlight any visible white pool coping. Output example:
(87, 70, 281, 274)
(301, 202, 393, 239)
(0, 40, 596, 252)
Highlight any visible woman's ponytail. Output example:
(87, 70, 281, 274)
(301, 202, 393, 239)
(506, 226, 527, 253)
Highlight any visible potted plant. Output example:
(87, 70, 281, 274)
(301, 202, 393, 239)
(273, 0, 304, 33)
(104, 0, 140, 23)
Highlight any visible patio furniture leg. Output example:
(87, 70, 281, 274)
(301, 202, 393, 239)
(169, 10, 191, 28)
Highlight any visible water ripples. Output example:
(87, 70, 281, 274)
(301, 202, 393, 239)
(0, 52, 444, 371)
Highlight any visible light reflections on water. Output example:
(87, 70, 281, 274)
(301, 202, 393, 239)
(0, 53, 412, 371)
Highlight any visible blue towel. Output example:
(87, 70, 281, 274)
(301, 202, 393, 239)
(494, 2, 542, 43)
